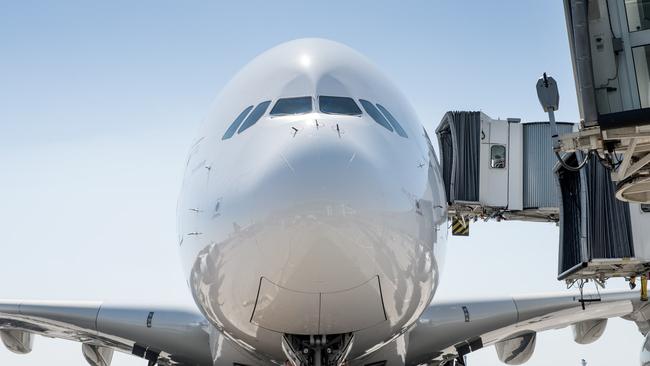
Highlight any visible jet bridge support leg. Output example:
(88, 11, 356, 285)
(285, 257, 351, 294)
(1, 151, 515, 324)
(642, 275, 648, 302)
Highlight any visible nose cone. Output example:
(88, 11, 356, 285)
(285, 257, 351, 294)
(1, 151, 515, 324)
(229, 118, 394, 293)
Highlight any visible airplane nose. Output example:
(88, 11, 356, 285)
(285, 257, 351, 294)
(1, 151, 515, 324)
(261, 134, 385, 210)
(187, 120, 437, 339)
(230, 130, 392, 289)
(226, 132, 399, 335)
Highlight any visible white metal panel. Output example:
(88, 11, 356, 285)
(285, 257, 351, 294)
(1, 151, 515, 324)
(251, 277, 320, 334)
(479, 143, 489, 205)
(479, 120, 509, 207)
(489, 120, 508, 144)
(480, 113, 491, 144)
(319, 277, 387, 334)
(630, 204, 650, 261)
(507, 122, 523, 211)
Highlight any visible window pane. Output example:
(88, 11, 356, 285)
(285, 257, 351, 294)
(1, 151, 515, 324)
(642, 204, 650, 213)
(238, 101, 271, 134)
(359, 99, 393, 132)
(376, 104, 408, 138)
(222, 105, 253, 140)
(319, 96, 362, 115)
(270, 97, 313, 116)
(490, 145, 506, 169)
(633, 45, 650, 108)
(626, 0, 650, 32)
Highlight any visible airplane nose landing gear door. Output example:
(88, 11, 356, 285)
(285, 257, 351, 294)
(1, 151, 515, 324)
(250, 276, 387, 335)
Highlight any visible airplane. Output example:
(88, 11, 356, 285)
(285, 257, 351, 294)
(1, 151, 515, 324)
(2, 38, 650, 366)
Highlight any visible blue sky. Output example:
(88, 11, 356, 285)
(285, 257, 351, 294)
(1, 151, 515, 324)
(0, 1, 641, 365)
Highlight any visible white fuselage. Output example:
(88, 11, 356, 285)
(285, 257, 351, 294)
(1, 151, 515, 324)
(177, 39, 448, 362)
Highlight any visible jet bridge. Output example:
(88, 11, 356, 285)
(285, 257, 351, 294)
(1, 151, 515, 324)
(436, 111, 574, 222)
(436, 110, 650, 285)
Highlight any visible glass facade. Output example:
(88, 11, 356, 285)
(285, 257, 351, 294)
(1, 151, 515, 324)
(626, 0, 650, 32)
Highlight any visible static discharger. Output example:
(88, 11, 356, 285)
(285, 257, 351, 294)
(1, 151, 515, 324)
(451, 216, 469, 236)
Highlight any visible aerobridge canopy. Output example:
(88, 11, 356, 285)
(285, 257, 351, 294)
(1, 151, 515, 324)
(555, 152, 650, 281)
(435, 110, 573, 222)
(436, 111, 480, 204)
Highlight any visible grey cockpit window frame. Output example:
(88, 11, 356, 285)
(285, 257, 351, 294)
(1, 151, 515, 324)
(238, 100, 272, 134)
(359, 99, 393, 132)
(222, 105, 254, 140)
(376, 104, 408, 138)
(270, 96, 313, 116)
(318, 96, 362, 116)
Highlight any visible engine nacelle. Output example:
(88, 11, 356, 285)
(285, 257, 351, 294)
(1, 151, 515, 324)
(0, 330, 33, 354)
(495, 332, 536, 365)
(572, 319, 607, 345)
(82, 343, 113, 366)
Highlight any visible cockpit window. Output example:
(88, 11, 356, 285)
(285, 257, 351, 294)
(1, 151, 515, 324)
(359, 99, 393, 132)
(376, 104, 408, 138)
(222, 105, 253, 140)
(238, 100, 271, 134)
(270, 97, 313, 116)
(318, 96, 362, 116)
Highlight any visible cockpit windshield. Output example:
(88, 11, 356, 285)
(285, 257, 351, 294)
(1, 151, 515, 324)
(318, 96, 362, 116)
(359, 99, 393, 132)
(376, 104, 408, 138)
(222, 97, 409, 139)
(270, 97, 313, 116)
(222, 105, 253, 140)
(238, 101, 271, 134)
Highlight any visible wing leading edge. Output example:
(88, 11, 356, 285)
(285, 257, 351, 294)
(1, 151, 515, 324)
(406, 290, 650, 365)
(0, 300, 212, 365)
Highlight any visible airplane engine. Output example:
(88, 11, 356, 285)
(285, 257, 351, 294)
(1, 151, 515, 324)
(641, 332, 650, 366)
(495, 332, 536, 365)
(572, 319, 607, 344)
(0, 329, 33, 354)
(82, 344, 113, 366)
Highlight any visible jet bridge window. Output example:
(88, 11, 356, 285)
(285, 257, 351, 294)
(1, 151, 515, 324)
(318, 96, 362, 116)
(222, 105, 254, 140)
(625, 0, 650, 32)
(632, 45, 650, 108)
(359, 99, 393, 132)
(376, 104, 408, 138)
(490, 144, 506, 169)
(238, 101, 271, 134)
(270, 96, 313, 116)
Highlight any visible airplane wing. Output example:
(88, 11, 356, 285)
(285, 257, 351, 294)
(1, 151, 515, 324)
(406, 290, 650, 365)
(5, 293, 649, 366)
(0, 300, 213, 366)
